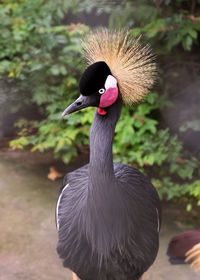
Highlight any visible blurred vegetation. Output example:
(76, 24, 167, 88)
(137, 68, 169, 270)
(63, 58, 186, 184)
(0, 0, 200, 206)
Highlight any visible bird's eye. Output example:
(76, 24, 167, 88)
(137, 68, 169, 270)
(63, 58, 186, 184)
(99, 88, 105, 94)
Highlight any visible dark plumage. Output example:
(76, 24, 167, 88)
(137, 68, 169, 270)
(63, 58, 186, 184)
(79, 61, 111, 96)
(56, 29, 161, 280)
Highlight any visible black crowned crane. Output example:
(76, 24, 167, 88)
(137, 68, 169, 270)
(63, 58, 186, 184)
(56, 29, 161, 280)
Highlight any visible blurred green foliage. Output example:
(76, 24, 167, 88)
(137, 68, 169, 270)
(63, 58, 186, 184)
(0, 0, 200, 205)
(109, 0, 200, 52)
(108, 0, 200, 204)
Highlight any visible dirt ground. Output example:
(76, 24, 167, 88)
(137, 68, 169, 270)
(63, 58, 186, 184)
(0, 150, 199, 280)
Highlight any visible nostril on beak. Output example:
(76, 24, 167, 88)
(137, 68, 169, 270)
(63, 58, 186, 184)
(76, 101, 82, 106)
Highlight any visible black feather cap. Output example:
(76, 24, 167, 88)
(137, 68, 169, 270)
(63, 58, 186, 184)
(79, 61, 111, 96)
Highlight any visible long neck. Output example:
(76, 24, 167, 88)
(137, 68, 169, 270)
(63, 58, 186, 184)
(84, 100, 128, 255)
(88, 99, 122, 191)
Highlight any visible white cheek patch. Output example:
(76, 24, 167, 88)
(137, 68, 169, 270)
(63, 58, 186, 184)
(104, 75, 117, 90)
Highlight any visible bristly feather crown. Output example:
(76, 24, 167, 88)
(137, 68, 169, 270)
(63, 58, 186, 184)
(82, 29, 157, 104)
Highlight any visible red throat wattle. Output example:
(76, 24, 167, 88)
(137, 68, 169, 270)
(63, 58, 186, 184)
(97, 87, 118, 116)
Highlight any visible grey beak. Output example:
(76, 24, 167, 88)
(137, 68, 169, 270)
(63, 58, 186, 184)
(62, 94, 99, 117)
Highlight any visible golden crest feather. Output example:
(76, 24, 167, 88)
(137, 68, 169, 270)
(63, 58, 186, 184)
(82, 29, 157, 104)
(186, 243, 200, 271)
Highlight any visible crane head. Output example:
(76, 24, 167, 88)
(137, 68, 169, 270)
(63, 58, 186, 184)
(62, 28, 157, 117)
(62, 61, 119, 116)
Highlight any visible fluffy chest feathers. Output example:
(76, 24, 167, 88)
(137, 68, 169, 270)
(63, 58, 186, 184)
(56, 163, 160, 263)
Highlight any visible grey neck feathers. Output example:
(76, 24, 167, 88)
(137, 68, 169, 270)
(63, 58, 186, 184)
(88, 99, 122, 192)
(84, 99, 124, 256)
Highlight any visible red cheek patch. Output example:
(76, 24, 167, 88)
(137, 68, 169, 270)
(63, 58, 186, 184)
(99, 87, 118, 108)
(97, 87, 118, 116)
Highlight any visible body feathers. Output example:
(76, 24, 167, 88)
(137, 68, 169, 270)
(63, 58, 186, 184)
(57, 163, 161, 280)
